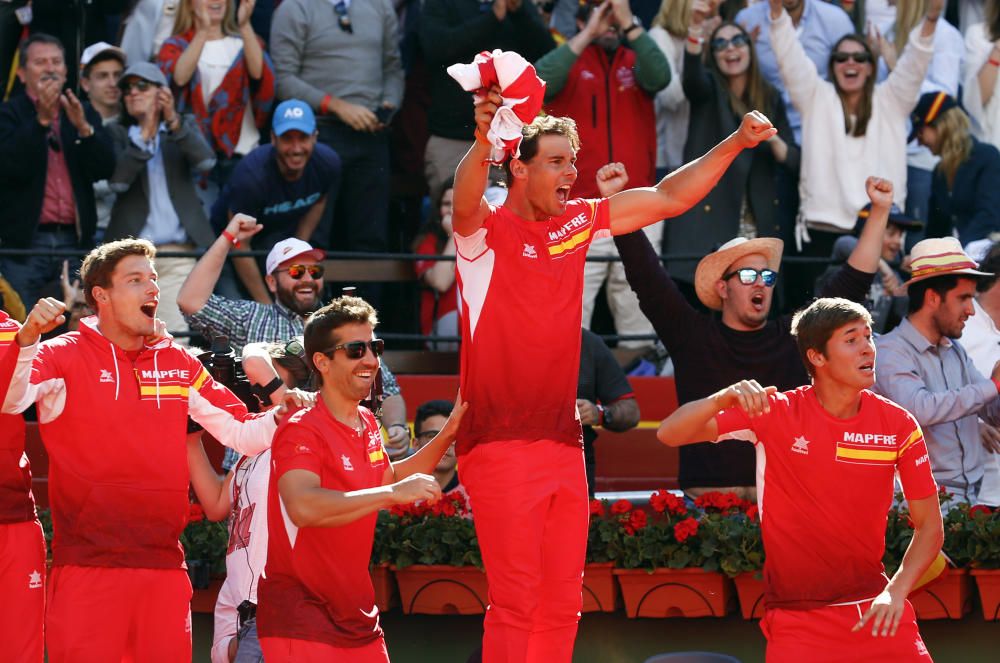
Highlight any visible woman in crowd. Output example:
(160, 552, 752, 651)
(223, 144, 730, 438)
(914, 92, 1000, 249)
(767, 0, 941, 306)
(157, 0, 274, 206)
(663, 1, 798, 303)
(963, 0, 1000, 149)
(649, 0, 694, 178)
(413, 179, 459, 351)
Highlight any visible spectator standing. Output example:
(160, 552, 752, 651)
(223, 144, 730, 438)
(29, 0, 127, 93)
(104, 62, 216, 339)
(665, 9, 799, 299)
(913, 92, 1000, 249)
(413, 179, 459, 350)
(649, 0, 692, 176)
(158, 0, 275, 209)
(270, 0, 403, 261)
(79, 42, 127, 243)
(0, 34, 115, 308)
(874, 237, 1000, 504)
(211, 99, 342, 305)
(963, 1, 1000, 149)
(419, 0, 555, 201)
(121, 0, 182, 65)
(536, 0, 670, 351)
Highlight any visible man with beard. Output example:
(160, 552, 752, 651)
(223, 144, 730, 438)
(874, 237, 1000, 504)
(534, 0, 669, 353)
(210, 99, 342, 304)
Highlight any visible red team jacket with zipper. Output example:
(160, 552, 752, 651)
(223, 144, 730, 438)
(0, 312, 35, 525)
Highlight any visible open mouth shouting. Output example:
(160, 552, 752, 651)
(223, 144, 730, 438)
(750, 291, 766, 312)
(556, 184, 571, 206)
(140, 300, 158, 319)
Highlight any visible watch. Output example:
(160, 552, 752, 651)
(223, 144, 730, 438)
(253, 376, 283, 401)
(624, 16, 642, 39)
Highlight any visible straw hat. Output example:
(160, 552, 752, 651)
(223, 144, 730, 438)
(694, 237, 784, 311)
(904, 237, 993, 287)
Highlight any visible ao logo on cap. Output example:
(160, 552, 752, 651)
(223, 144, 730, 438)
(284, 106, 305, 119)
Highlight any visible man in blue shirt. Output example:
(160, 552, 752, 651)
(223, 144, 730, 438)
(211, 99, 342, 304)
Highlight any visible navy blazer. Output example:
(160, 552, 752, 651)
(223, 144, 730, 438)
(927, 138, 1000, 245)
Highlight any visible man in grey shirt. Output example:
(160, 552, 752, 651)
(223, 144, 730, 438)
(874, 237, 1000, 503)
(270, 0, 403, 262)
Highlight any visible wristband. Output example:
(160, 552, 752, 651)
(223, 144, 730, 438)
(474, 127, 491, 146)
(993, 378, 1000, 395)
(221, 229, 240, 247)
(990, 58, 1000, 67)
(595, 404, 606, 427)
(320, 94, 333, 116)
(253, 376, 284, 401)
(687, 34, 704, 46)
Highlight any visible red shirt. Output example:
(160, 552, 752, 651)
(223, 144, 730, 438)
(414, 233, 458, 337)
(257, 400, 388, 648)
(0, 313, 35, 524)
(453, 199, 611, 454)
(715, 387, 938, 610)
(38, 116, 77, 226)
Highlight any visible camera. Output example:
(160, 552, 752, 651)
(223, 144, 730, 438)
(187, 335, 260, 433)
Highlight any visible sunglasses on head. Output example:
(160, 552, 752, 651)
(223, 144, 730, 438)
(711, 33, 750, 52)
(323, 338, 385, 360)
(723, 268, 778, 287)
(275, 264, 324, 280)
(831, 51, 872, 64)
(333, 0, 353, 33)
(123, 79, 156, 95)
(284, 337, 305, 359)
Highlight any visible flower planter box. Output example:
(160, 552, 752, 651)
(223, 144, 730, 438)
(613, 568, 734, 618)
(733, 572, 765, 620)
(371, 563, 398, 613)
(582, 563, 619, 613)
(392, 565, 489, 615)
(910, 567, 973, 620)
(971, 569, 1000, 621)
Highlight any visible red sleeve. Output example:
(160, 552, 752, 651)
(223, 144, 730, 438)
(271, 422, 324, 478)
(895, 415, 938, 501)
(714, 406, 760, 444)
(592, 197, 610, 234)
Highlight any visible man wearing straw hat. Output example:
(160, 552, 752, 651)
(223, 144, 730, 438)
(874, 237, 1000, 504)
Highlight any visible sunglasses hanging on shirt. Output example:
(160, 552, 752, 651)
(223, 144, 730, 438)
(332, 0, 353, 33)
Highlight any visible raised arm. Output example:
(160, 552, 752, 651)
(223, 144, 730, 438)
(767, 2, 823, 113)
(176, 214, 263, 315)
(846, 177, 893, 274)
(186, 432, 234, 521)
(657, 379, 775, 447)
(386, 396, 467, 481)
(451, 88, 501, 237)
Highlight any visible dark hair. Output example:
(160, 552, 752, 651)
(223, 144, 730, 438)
(503, 115, 581, 186)
(828, 35, 876, 137)
(414, 399, 454, 436)
(906, 274, 969, 313)
(706, 22, 774, 118)
(988, 0, 1000, 41)
(18, 33, 65, 66)
(264, 340, 312, 388)
(80, 238, 156, 309)
(791, 297, 873, 376)
(303, 296, 379, 384)
(977, 243, 1000, 293)
(411, 176, 454, 254)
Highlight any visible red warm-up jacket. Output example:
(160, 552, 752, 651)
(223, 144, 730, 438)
(0, 313, 35, 525)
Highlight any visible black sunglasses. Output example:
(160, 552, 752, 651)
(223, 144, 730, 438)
(414, 429, 441, 443)
(333, 0, 353, 33)
(323, 338, 385, 360)
(723, 268, 778, 287)
(284, 337, 305, 359)
(123, 79, 156, 95)
(711, 33, 751, 52)
(831, 51, 872, 64)
(47, 130, 61, 153)
(274, 264, 324, 280)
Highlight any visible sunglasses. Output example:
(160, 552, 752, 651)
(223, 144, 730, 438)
(323, 338, 385, 360)
(711, 33, 751, 52)
(123, 79, 156, 95)
(274, 264, 324, 280)
(831, 51, 873, 64)
(333, 0, 353, 33)
(723, 268, 778, 287)
(47, 130, 61, 153)
(284, 337, 305, 359)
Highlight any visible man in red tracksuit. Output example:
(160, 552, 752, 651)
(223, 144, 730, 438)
(0, 312, 45, 663)
(3, 239, 293, 662)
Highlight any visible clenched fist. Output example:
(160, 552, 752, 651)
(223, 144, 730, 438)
(735, 111, 777, 149)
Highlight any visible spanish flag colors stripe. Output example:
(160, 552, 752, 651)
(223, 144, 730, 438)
(835, 447, 897, 462)
(192, 367, 210, 391)
(369, 448, 385, 463)
(924, 91, 948, 126)
(897, 428, 924, 456)
(0, 330, 16, 343)
(548, 227, 591, 256)
(140, 385, 190, 397)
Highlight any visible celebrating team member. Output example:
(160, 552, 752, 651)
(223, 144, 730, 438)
(657, 298, 942, 662)
(2, 239, 305, 663)
(256, 296, 467, 662)
(451, 84, 775, 661)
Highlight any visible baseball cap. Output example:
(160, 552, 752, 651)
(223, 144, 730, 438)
(852, 203, 923, 235)
(272, 99, 316, 136)
(266, 238, 326, 276)
(118, 61, 167, 89)
(80, 42, 125, 72)
(908, 91, 959, 142)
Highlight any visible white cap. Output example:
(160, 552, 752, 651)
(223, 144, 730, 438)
(265, 238, 326, 276)
(80, 42, 126, 70)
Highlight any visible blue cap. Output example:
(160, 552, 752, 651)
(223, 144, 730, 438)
(272, 99, 316, 136)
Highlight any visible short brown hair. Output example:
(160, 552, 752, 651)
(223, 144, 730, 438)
(790, 298, 872, 376)
(80, 239, 156, 309)
(303, 296, 379, 383)
(503, 115, 581, 185)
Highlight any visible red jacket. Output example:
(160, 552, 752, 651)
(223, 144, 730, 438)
(545, 45, 657, 199)
(0, 312, 34, 525)
(3, 317, 277, 569)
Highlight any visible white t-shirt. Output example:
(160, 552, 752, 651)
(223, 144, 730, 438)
(958, 299, 1000, 506)
(198, 36, 260, 155)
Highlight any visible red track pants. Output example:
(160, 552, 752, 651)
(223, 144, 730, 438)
(0, 519, 45, 663)
(260, 636, 389, 662)
(46, 566, 192, 663)
(461, 439, 589, 663)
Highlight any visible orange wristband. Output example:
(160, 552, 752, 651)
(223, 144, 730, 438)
(990, 58, 1000, 67)
(474, 128, 491, 146)
(221, 230, 240, 248)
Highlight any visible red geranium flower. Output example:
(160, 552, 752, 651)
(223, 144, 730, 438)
(589, 499, 606, 517)
(745, 504, 759, 522)
(611, 499, 633, 515)
(694, 491, 744, 513)
(650, 489, 687, 515)
(623, 508, 648, 535)
(673, 517, 699, 543)
(970, 504, 993, 517)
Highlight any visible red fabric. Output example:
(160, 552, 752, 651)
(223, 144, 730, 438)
(0, 520, 45, 663)
(38, 116, 77, 225)
(715, 387, 938, 610)
(454, 199, 610, 455)
(258, 402, 388, 648)
(157, 29, 275, 157)
(760, 600, 931, 662)
(461, 439, 589, 663)
(544, 45, 657, 199)
(0, 313, 34, 524)
(26, 319, 265, 569)
(46, 566, 192, 663)
(414, 233, 458, 336)
(260, 636, 389, 663)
